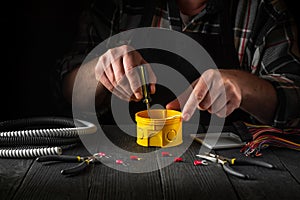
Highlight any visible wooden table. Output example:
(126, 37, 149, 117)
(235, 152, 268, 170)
(1, 125, 300, 200)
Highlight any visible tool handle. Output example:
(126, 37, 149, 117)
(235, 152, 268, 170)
(139, 65, 151, 102)
(61, 161, 89, 175)
(223, 163, 248, 179)
(234, 159, 274, 169)
(36, 155, 82, 162)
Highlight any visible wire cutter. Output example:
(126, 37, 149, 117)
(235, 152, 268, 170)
(36, 153, 109, 175)
(196, 153, 274, 179)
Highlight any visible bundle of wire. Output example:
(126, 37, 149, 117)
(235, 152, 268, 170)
(0, 117, 97, 158)
(240, 123, 300, 157)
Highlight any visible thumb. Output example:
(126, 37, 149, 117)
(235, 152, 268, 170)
(166, 85, 194, 111)
(166, 99, 181, 110)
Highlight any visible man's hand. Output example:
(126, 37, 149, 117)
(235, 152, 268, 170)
(167, 69, 242, 120)
(95, 45, 156, 102)
(166, 69, 277, 124)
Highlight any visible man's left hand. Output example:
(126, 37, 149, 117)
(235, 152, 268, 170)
(166, 69, 243, 121)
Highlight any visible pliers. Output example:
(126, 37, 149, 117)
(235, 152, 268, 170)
(36, 152, 109, 175)
(196, 153, 274, 179)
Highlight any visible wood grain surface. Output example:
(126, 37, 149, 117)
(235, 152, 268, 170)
(0, 125, 300, 200)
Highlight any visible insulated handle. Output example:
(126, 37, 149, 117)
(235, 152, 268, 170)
(36, 155, 83, 162)
(223, 163, 248, 179)
(234, 159, 274, 169)
(61, 161, 90, 175)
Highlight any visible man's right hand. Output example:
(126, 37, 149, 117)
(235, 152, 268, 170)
(95, 45, 156, 102)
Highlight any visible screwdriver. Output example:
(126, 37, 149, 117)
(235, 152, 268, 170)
(138, 65, 151, 111)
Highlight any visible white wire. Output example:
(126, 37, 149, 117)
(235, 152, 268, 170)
(0, 119, 97, 138)
(0, 147, 62, 158)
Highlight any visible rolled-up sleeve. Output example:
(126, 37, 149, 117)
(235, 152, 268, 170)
(261, 73, 300, 127)
(58, 10, 104, 80)
(257, 10, 300, 127)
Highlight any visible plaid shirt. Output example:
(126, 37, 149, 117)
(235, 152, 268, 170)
(58, 0, 300, 127)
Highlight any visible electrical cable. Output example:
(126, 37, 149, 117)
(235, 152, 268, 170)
(0, 117, 97, 137)
(0, 147, 62, 158)
(0, 137, 80, 147)
(0, 117, 97, 158)
(240, 122, 300, 157)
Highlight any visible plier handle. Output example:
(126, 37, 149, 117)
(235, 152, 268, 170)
(36, 153, 105, 175)
(196, 153, 274, 179)
(36, 155, 87, 163)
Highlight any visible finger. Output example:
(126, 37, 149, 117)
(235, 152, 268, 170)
(99, 71, 114, 92)
(182, 77, 211, 121)
(126, 68, 143, 99)
(123, 54, 145, 100)
(150, 84, 156, 94)
(95, 57, 105, 81)
(198, 74, 226, 110)
(166, 85, 193, 110)
(214, 104, 227, 118)
(166, 99, 181, 110)
(112, 87, 131, 101)
(211, 87, 241, 118)
(207, 93, 227, 114)
(144, 63, 157, 94)
(212, 82, 241, 117)
(214, 100, 238, 118)
(96, 53, 121, 93)
(111, 58, 132, 97)
(198, 88, 225, 111)
(96, 45, 137, 101)
(103, 63, 131, 99)
(225, 100, 238, 116)
(96, 45, 133, 80)
(103, 63, 116, 85)
(99, 45, 128, 84)
(197, 91, 211, 111)
(100, 73, 130, 101)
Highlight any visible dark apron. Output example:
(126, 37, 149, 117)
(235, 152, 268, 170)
(126, 0, 251, 125)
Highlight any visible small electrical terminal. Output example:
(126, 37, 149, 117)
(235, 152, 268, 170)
(130, 155, 142, 161)
(174, 157, 183, 162)
(193, 160, 208, 166)
(116, 159, 129, 166)
(161, 152, 172, 157)
(96, 152, 111, 158)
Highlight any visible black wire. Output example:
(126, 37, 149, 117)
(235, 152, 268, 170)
(0, 117, 77, 131)
(0, 137, 80, 147)
(0, 117, 83, 158)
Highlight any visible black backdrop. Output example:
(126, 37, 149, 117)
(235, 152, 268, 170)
(0, 0, 299, 121)
(1, 0, 90, 120)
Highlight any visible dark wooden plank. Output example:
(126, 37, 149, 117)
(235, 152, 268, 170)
(11, 145, 92, 200)
(88, 164, 164, 200)
(216, 148, 300, 200)
(88, 125, 164, 200)
(157, 140, 239, 200)
(0, 158, 34, 200)
(271, 148, 300, 183)
(3, 124, 300, 200)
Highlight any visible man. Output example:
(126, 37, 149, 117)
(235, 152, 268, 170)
(59, 0, 300, 127)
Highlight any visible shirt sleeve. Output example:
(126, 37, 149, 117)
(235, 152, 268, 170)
(257, 7, 300, 128)
(53, 2, 118, 116)
(58, 10, 105, 80)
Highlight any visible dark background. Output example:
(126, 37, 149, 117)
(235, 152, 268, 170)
(0, 0, 90, 120)
(0, 0, 299, 121)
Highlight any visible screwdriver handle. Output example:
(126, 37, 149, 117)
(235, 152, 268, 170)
(138, 65, 151, 104)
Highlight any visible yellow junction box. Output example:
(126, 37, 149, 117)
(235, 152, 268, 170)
(135, 109, 183, 148)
